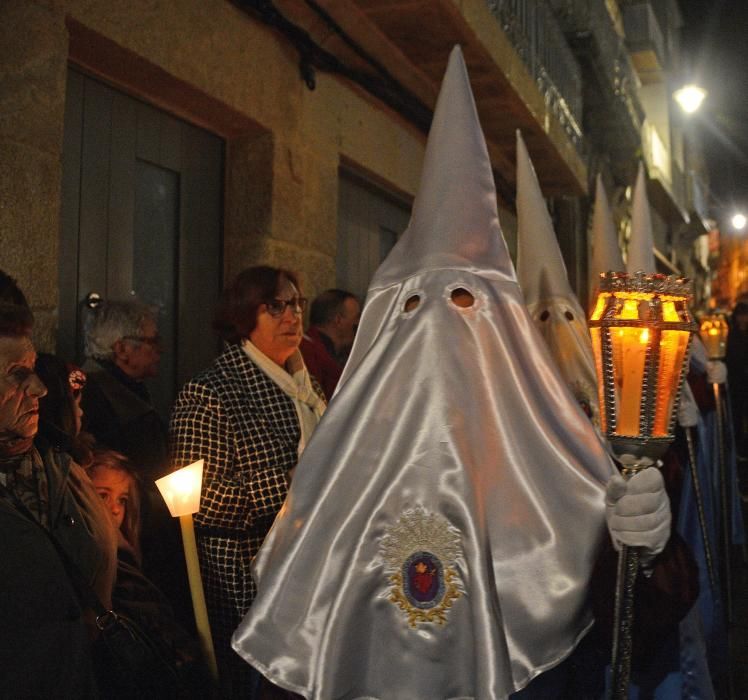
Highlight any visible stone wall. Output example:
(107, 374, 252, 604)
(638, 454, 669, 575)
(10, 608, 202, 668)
(1, 0, 427, 349)
(0, 1, 68, 350)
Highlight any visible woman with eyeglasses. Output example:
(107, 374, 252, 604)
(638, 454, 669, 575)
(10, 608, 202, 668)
(170, 265, 325, 698)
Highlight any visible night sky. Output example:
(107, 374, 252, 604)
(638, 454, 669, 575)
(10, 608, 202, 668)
(678, 0, 748, 222)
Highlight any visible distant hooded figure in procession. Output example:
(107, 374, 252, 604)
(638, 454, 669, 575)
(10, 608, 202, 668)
(515, 130, 600, 429)
(518, 149, 702, 696)
(232, 47, 672, 699)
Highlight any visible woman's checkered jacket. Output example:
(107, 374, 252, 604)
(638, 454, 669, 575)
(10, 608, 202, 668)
(170, 341, 305, 657)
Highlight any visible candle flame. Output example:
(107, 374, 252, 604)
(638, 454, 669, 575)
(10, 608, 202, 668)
(155, 459, 204, 517)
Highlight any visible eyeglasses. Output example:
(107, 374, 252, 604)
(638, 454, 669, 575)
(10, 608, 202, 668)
(263, 297, 308, 318)
(122, 334, 162, 348)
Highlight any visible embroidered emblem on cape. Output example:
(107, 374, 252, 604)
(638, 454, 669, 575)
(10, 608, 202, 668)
(380, 508, 462, 628)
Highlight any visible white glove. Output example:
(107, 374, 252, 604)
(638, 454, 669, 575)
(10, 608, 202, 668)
(605, 468, 671, 564)
(677, 383, 699, 428)
(706, 360, 727, 385)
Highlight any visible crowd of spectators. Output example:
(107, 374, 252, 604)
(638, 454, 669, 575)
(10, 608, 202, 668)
(0, 266, 354, 698)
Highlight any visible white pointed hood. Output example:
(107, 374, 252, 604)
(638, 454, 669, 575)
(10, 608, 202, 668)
(340, 47, 515, 387)
(368, 48, 514, 291)
(590, 174, 624, 291)
(627, 163, 657, 273)
(233, 46, 614, 700)
(516, 131, 600, 426)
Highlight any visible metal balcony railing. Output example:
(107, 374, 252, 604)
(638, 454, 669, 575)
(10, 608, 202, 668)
(486, 0, 584, 151)
(548, 0, 644, 133)
(622, 2, 666, 70)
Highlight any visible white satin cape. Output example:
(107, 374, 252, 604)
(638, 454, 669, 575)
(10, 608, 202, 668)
(232, 270, 614, 699)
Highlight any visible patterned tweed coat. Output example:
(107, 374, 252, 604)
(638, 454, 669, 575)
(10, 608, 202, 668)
(170, 342, 303, 659)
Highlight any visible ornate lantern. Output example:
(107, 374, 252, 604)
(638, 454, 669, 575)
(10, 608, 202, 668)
(589, 271, 697, 465)
(589, 271, 697, 698)
(699, 312, 729, 360)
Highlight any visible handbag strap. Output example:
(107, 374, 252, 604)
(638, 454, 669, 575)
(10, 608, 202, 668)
(0, 481, 111, 622)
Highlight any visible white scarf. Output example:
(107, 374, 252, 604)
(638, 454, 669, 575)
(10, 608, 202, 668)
(242, 340, 325, 455)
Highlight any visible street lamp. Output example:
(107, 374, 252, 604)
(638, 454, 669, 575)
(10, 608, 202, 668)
(674, 84, 707, 114)
(731, 213, 746, 231)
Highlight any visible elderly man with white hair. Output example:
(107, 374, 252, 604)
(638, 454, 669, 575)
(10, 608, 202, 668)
(81, 300, 166, 481)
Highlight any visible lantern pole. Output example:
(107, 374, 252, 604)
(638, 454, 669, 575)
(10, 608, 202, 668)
(589, 272, 697, 700)
(609, 459, 650, 699)
(699, 313, 734, 623)
(155, 460, 219, 680)
(683, 426, 718, 593)
(713, 375, 733, 623)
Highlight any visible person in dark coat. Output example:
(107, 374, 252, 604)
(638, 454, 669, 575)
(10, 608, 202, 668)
(0, 274, 117, 698)
(89, 448, 212, 698)
(81, 300, 167, 481)
(170, 266, 325, 698)
(727, 300, 748, 463)
(299, 289, 360, 400)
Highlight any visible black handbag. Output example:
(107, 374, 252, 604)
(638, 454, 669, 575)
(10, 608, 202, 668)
(89, 599, 184, 698)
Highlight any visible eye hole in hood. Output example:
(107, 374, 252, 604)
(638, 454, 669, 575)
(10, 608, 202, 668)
(403, 294, 421, 313)
(450, 287, 475, 308)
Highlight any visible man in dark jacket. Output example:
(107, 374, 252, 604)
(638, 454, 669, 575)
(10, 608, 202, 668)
(81, 300, 168, 482)
(0, 280, 106, 697)
(300, 289, 360, 400)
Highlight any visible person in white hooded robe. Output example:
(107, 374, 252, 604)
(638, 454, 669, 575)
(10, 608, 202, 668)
(515, 130, 600, 429)
(518, 155, 702, 696)
(232, 47, 672, 700)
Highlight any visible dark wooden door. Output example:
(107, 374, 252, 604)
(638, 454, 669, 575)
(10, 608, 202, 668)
(337, 169, 411, 300)
(60, 69, 223, 418)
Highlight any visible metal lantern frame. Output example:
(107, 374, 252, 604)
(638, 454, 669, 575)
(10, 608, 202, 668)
(699, 312, 729, 361)
(589, 271, 697, 700)
(589, 271, 698, 462)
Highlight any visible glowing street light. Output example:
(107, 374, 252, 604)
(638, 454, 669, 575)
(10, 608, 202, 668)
(674, 84, 707, 114)
(731, 213, 747, 231)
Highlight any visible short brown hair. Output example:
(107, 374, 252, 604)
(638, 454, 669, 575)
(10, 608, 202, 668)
(310, 289, 358, 326)
(213, 266, 300, 344)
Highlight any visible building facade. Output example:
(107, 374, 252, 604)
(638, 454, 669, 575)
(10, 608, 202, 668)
(1, 0, 712, 408)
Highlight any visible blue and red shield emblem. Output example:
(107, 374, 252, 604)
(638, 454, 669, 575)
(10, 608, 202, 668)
(402, 551, 445, 609)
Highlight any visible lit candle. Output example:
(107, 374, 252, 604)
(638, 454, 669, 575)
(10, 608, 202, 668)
(156, 460, 218, 679)
(613, 298, 648, 435)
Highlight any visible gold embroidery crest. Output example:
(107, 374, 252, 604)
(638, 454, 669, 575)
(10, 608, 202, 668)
(380, 508, 462, 628)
